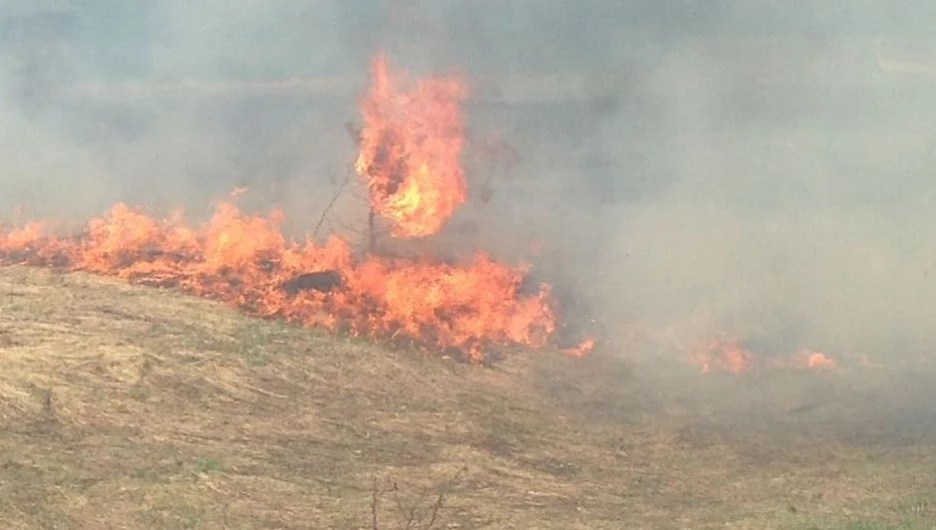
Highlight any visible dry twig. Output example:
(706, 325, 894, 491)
(369, 466, 468, 530)
(312, 165, 356, 240)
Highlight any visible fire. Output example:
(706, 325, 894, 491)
(693, 337, 754, 374)
(564, 338, 597, 358)
(783, 350, 838, 370)
(0, 53, 588, 364)
(354, 53, 468, 238)
(0, 198, 556, 363)
(691, 337, 838, 374)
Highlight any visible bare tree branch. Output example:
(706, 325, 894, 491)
(421, 466, 468, 530)
(312, 164, 356, 240)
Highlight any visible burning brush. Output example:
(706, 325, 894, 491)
(0, 54, 595, 364)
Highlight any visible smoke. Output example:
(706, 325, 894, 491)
(3, 1, 936, 358)
(0, 1, 369, 221)
(567, 5, 936, 358)
(415, 1, 936, 359)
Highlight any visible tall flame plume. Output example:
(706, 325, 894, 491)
(354, 54, 468, 238)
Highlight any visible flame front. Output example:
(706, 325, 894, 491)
(693, 337, 754, 374)
(0, 199, 556, 363)
(692, 337, 838, 374)
(354, 54, 468, 238)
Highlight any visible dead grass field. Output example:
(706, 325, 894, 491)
(0, 265, 934, 529)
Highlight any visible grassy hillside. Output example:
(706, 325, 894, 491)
(0, 265, 934, 529)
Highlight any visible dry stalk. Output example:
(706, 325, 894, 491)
(371, 474, 380, 530)
(312, 165, 356, 240)
(369, 466, 468, 530)
(314, 121, 385, 256)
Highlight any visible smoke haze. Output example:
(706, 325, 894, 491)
(3, 1, 936, 359)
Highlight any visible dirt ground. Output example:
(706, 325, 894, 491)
(0, 265, 934, 529)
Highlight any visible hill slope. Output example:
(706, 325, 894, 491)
(0, 265, 934, 529)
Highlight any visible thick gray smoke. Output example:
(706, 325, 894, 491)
(3, 1, 936, 358)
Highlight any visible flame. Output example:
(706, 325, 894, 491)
(354, 54, 468, 238)
(782, 350, 838, 370)
(0, 54, 583, 365)
(691, 337, 838, 374)
(0, 198, 558, 363)
(692, 337, 754, 374)
(564, 338, 597, 358)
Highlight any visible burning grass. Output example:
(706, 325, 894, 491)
(0, 54, 586, 365)
(692, 336, 838, 375)
(0, 196, 560, 364)
(0, 265, 935, 528)
(0, 49, 932, 528)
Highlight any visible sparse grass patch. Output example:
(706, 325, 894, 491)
(235, 320, 291, 366)
(197, 458, 226, 474)
(835, 519, 933, 530)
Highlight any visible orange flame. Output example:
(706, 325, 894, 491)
(564, 338, 597, 358)
(691, 337, 838, 374)
(0, 199, 557, 363)
(692, 337, 754, 374)
(354, 54, 468, 238)
(0, 54, 597, 365)
(783, 350, 838, 370)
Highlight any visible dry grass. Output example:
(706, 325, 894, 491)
(0, 265, 934, 529)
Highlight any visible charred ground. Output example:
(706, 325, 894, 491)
(0, 266, 934, 529)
